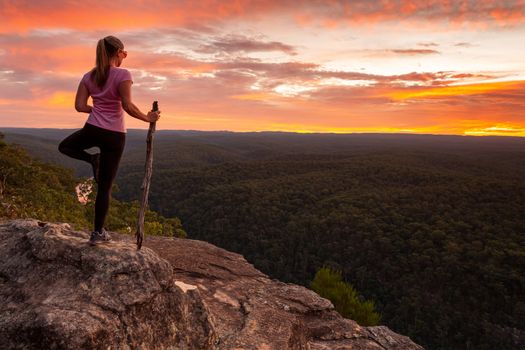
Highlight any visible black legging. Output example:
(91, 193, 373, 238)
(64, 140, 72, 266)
(58, 123, 125, 232)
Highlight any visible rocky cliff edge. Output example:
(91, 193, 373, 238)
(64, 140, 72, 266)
(0, 219, 424, 350)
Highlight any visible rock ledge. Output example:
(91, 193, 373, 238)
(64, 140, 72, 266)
(0, 220, 424, 350)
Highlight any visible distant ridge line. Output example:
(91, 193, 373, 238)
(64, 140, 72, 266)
(2, 127, 525, 140)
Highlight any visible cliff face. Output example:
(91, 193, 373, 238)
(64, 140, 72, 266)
(0, 219, 424, 350)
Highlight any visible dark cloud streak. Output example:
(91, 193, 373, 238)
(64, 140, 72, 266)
(390, 49, 440, 55)
(195, 36, 298, 55)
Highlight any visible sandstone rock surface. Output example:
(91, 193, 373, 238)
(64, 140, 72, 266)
(0, 220, 424, 350)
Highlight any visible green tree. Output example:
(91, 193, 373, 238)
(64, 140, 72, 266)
(311, 266, 381, 326)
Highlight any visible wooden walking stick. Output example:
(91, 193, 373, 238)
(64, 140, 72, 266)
(136, 101, 158, 250)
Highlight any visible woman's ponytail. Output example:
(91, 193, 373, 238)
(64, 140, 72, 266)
(93, 39, 109, 87)
(91, 36, 124, 88)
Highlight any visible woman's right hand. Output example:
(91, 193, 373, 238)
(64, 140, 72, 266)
(146, 110, 161, 123)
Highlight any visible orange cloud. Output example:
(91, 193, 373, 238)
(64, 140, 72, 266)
(46, 91, 76, 108)
(231, 92, 277, 101)
(387, 81, 525, 100)
(1, 0, 524, 34)
(0, 98, 16, 106)
(1, 44, 93, 73)
(0, 1, 281, 33)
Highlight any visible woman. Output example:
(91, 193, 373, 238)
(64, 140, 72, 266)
(58, 35, 160, 245)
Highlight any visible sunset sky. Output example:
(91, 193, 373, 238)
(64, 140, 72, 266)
(1, 0, 524, 136)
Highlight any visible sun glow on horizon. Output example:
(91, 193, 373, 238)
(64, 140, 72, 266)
(387, 81, 525, 101)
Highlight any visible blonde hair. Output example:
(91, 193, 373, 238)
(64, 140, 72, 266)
(91, 35, 124, 87)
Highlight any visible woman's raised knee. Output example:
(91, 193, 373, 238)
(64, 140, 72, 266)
(57, 141, 67, 155)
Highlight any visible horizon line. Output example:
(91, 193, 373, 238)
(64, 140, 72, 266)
(1, 126, 525, 139)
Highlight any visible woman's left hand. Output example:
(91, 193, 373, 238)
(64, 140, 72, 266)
(146, 110, 161, 122)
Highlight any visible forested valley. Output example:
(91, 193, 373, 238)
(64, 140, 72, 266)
(3, 128, 525, 350)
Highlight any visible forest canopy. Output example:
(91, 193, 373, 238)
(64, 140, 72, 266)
(3, 129, 525, 350)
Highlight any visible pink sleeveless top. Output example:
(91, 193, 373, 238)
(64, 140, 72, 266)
(81, 67, 133, 133)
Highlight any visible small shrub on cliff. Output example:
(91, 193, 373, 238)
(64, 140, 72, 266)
(311, 266, 381, 326)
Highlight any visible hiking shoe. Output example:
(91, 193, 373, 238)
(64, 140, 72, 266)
(88, 229, 111, 246)
(91, 153, 100, 183)
(99, 228, 111, 242)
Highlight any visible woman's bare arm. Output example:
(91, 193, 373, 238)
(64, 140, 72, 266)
(74, 82, 92, 113)
(119, 80, 160, 122)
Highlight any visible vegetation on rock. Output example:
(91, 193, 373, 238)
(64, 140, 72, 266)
(0, 132, 186, 238)
(311, 266, 381, 326)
